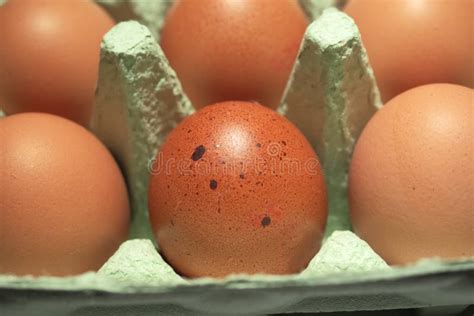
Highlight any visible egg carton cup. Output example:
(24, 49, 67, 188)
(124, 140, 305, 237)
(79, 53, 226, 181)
(1, 2, 473, 315)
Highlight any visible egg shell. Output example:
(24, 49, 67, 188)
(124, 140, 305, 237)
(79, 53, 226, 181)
(160, 0, 308, 109)
(148, 102, 327, 278)
(349, 84, 474, 265)
(344, 0, 474, 102)
(0, 0, 115, 126)
(0, 113, 130, 276)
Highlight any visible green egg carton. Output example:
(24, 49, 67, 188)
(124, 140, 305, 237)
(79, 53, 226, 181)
(1, 1, 472, 315)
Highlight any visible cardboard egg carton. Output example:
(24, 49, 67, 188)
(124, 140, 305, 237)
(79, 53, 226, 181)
(1, 1, 473, 315)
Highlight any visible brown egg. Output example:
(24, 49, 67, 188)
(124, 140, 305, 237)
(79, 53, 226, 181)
(344, 0, 473, 102)
(148, 101, 327, 278)
(0, 113, 129, 276)
(0, 0, 115, 126)
(160, 0, 308, 109)
(349, 84, 474, 265)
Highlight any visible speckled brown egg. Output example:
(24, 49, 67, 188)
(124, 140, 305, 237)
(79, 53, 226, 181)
(148, 101, 327, 278)
(0, 113, 129, 276)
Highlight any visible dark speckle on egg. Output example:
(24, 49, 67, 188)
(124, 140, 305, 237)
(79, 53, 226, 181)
(261, 216, 271, 228)
(210, 179, 218, 190)
(191, 145, 206, 161)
